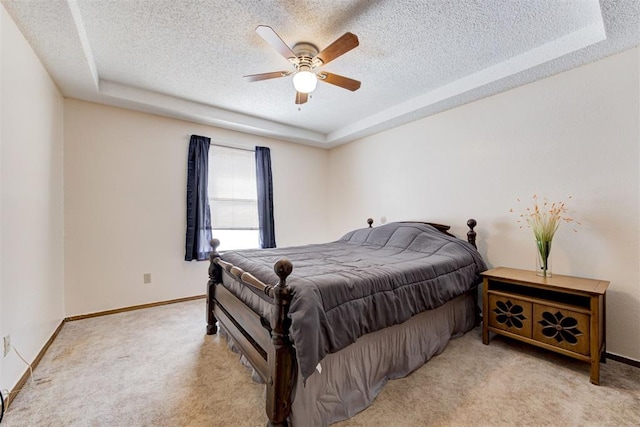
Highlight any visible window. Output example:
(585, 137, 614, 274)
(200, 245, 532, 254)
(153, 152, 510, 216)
(208, 145, 259, 251)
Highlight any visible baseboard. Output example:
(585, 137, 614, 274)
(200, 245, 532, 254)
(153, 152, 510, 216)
(606, 352, 640, 368)
(65, 294, 206, 321)
(6, 320, 65, 408)
(5, 295, 205, 411)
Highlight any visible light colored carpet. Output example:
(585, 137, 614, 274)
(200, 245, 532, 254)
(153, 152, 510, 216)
(3, 299, 639, 426)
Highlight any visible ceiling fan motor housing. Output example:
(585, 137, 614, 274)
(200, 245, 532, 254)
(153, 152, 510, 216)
(291, 42, 322, 70)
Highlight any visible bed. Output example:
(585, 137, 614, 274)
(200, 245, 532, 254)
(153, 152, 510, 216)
(206, 219, 486, 426)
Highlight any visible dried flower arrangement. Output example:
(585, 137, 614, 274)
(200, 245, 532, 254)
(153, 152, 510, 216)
(511, 195, 578, 277)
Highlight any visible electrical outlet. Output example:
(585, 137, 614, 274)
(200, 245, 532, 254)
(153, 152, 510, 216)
(143, 273, 151, 284)
(3, 335, 10, 357)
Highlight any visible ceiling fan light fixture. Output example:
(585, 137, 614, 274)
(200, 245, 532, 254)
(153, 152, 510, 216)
(292, 68, 317, 94)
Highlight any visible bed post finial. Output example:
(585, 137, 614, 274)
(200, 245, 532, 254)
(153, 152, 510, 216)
(466, 219, 477, 249)
(274, 259, 293, 282)
(206, 239, 222, 335)
(367, 218, 373, 228)
(267, 258, 296, 426)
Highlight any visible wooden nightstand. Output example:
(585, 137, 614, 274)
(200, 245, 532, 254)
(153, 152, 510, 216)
(481, 267, 609, 385)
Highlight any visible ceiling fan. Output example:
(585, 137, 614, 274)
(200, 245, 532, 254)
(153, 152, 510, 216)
(243, 25, 361, 105)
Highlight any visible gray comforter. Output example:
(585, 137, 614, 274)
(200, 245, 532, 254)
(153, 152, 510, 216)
(219, 222, 487, 380)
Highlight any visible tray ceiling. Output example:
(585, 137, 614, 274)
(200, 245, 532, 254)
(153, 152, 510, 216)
(2, 0, 639, 148)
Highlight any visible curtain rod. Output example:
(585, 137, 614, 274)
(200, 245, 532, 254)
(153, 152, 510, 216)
(211, 140, 256, 153)
(189, 134, 256, 153)
(211, 142, 255, 153)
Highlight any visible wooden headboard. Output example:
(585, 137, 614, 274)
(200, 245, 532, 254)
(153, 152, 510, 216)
(366, 218, 477, 249)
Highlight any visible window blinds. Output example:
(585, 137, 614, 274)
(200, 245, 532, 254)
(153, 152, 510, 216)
(208, 145, 259, 230)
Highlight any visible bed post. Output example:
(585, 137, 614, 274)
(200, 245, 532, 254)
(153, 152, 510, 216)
(206, 239, 221, 335)
(467, 219, 477, 249)
(266, 259, 296, 427)
(465, 219, 482, 325)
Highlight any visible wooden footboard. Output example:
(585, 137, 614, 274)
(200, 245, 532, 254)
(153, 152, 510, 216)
(208, 239, 296, 426)
(206, 219, 480, 426)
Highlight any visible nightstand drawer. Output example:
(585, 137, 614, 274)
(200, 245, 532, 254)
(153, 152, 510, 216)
(533, 304, 590, 356)
(488, 294, 532, 338)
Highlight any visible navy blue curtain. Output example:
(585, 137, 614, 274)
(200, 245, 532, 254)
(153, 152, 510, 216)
(255, 146, 276, 248)
(185, 135, 213, 261)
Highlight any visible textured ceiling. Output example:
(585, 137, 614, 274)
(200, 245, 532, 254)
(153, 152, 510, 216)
(2, 0, 639, 148)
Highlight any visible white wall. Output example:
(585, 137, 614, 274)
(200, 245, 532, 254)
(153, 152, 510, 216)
(328, 48, 640, 362)
(0, 4, 65, 392)
(64, 100, 329, 316)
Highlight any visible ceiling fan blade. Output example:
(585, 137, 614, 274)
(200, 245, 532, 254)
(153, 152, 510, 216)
(295, 92, 308, 105)
(319, 72, 361, 91)
(243, 71, 290, 82)
(314, 32, 359, 65)
(256, 25, 296, 60)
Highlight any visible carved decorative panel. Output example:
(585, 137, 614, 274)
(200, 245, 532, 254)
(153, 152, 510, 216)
(488, 295, 532, 338)
(533, 305, 590, 356)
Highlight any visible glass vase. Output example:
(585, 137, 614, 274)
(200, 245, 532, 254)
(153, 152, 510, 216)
(535, 240, 552, 278)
